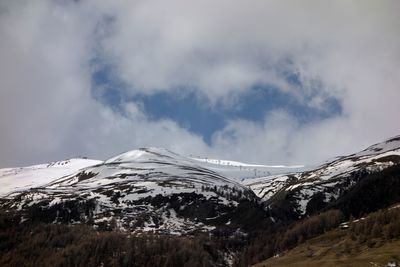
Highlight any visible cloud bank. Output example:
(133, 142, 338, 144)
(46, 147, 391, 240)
(0, 0, 399, 167)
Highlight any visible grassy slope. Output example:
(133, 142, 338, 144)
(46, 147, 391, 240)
(253, 227, 400, 267)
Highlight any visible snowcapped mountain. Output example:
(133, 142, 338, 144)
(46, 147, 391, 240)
(190, 156, 305, 181)
(0, 158, 102, 197)
(1, 148, 263, 234)
(245, 135, 400, 218)
(1, 135, 400, 235)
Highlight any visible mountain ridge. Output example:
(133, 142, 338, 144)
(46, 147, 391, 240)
(1, 135, 400, 267)
(1, 135, 400, 234)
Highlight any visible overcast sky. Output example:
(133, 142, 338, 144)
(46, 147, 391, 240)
(0, 0, 399, 167)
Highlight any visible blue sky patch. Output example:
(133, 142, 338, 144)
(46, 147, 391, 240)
(132, 87, 342, 144)
(91, 62, 342, 144)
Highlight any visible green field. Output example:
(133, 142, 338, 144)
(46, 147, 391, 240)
(253, 228, 400, 267)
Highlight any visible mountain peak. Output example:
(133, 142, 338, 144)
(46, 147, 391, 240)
(352, 135, 400, 158)
(105, 147, 181, 164)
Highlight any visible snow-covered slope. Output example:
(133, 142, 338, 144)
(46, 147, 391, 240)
(1, 148, 260, 234)
(191, 157, 306, 181)
(1, 135, 400, 234)
(0, 159, 102, 197)
(44, 147, 250, 204)
(246, 135, 400, 216)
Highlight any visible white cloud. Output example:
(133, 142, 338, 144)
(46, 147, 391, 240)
(0, 0, 208, 167)
(0, 0, 399, 167)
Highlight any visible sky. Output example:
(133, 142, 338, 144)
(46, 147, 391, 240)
(0, 0, 399, 167)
